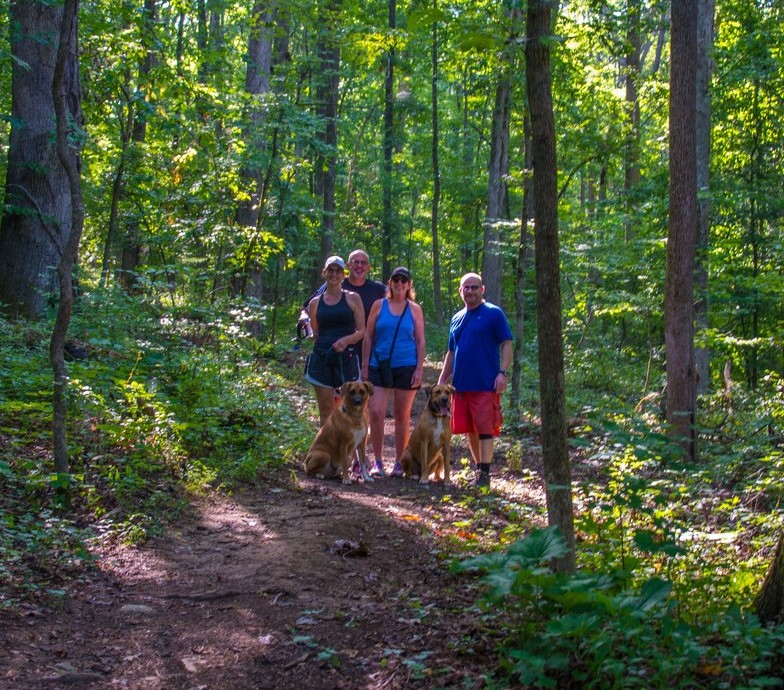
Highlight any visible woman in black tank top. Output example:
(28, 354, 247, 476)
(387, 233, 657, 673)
(305, 256, 366, 425)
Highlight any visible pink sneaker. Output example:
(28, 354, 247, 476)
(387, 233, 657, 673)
(370, 459, 386, 477)
(391, 462, 404, 477)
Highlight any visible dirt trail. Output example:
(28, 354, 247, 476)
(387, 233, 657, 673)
(1, 368, 546, 689)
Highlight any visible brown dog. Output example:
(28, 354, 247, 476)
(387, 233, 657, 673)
(303, 381, 374, 484)
(400, 384, 454, 484)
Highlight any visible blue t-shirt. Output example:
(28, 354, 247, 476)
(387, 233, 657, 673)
(369, 300, 417, 368)
(448, 302, 512, 391)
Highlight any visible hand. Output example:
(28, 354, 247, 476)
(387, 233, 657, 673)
(411, 368, 423, 387)
(495, 372, 508, 393)
(332, 338, 346, 353)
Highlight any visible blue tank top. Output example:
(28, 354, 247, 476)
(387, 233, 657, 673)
(314, 292, 355, 354)
(370, 299, 416, 368)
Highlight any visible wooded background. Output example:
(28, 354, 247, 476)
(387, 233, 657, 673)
(3, 0, 784, 674)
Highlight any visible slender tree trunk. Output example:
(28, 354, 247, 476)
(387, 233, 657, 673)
(623, 0, 641, 243)
(665, 0, 698, 460)
(0, 0, 71, 318)
(481, 74, 511, 305)
(526, 0, 575, 573)
(511, 112, 533, 415)
(119, 0, 157, 294)
(430, 7, 443, 325)
(315, 0, 341, 266)
(51, 0, 83, 477)
(694, 0, 715, 394)
(234, 0, 277, 300)
(381, 0, 397, 279)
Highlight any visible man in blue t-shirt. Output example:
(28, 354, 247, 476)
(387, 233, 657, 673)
(438, 272, 513, 489)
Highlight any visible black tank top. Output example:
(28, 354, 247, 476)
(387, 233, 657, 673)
(314, 292, 355, 354)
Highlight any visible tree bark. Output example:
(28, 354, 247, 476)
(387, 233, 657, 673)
(0, 0, 73, 318)
(511, 112, 533, 415)
(430, 6, 443, 326)
(526, 0, 575, 573)
(314, 0, 341, 270)
(694, 0, 715, 394)
(756, 532, 784, 625)
(665, 0, 698, 460)
(381, 0, 397, 279)
(481, 74, 511, 305)
(51, 0, 83, 477)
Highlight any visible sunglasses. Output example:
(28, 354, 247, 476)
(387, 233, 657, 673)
(391, 275, 409, 283)
(461, 284, 482, 291)
(325, 267, 345, 274)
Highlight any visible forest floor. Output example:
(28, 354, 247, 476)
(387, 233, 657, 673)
(0, 363, 555, 690)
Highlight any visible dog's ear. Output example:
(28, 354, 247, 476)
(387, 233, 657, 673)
(339, 382, 350, 397)
(447, 384, 455, 395)
(423, 384, 433, 396)
(364, 381, 374, 396)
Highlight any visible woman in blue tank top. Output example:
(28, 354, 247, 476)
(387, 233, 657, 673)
(305, 256, 366, 425)
(361, 267, 425, 477)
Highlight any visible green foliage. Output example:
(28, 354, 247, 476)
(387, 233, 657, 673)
(455, 527, 784, 689)
(0, 287, 314, 606)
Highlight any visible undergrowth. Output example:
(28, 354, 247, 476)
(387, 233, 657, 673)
(0, 287, 313, 607)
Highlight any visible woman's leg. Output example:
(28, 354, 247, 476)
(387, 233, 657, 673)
(314, 385, 338, 427)
(393, 388, 417, 460)
(369, 387, 390, 467)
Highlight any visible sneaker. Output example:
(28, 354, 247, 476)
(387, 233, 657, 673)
(391, 461, 404, 477)
(351, 457, 361, 476)
(370, 459, 386, 477)
(473, 471, 490, 488)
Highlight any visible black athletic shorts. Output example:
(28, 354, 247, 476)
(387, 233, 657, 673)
(305, 347, 360, 389)
(367, 365, 419, 390)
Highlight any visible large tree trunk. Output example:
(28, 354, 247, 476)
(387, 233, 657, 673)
(756, 532, 784, 625)
(51, 0, 83, 477)
(694, 0, 715, 394)
(665, 0, 698, 460)
(526, 0, 575, 573)
(0, 0, 74, 318)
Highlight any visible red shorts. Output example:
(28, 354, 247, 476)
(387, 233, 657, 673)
(451, 391, 502, 436)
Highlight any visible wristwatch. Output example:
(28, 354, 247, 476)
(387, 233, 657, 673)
(499, 370, 508, 377)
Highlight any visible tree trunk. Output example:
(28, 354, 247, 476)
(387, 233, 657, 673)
(233, 0, 277, 300)
(430, 7, 443, 326)
(526, 0, 575, 573)
(481, 74, 511, 305)
(381, 0, 397, 279)
(755, 532, 784, 625)
(0, 0, 72, 318)
(119, 0, 157, 294)
(511, 112, 533, 415)
(665, 0, 698, 460)
(694, 0, 715, 394)
(623, 0, 641, 242)
(315, 0, 341, 268)
(51, 0, 83, 477)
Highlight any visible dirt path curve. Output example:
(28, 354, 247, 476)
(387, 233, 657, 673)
(1, 475, 517, 690)
(2, 366, 545, 690)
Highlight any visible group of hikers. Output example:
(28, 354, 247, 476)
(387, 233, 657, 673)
(301, 249, 512, 489)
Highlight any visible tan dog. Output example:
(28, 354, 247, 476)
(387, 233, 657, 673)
(400, 384, 454, 484)
(303, 381, 374, 484)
